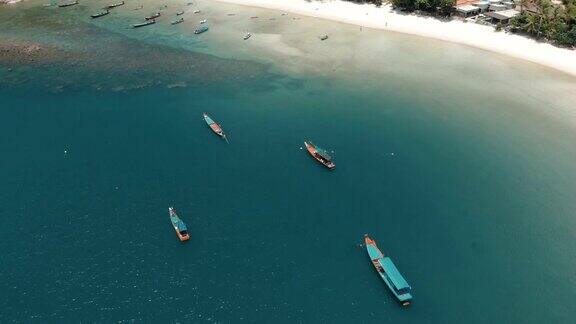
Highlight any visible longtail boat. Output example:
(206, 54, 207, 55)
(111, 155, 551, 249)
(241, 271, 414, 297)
(172, 17, 184, 25)
(194, 25, 209, 34)
(203, 113, 226, 138)
(304, 141, 335, 169)
(133, 19, 156, 28)
(104, 1, 124, 9)
(168, 207, 190, 241)
(58, 1, 78, 7)
(365, 234, 413, 306)
(145, 12, 161, 20)
(91, 10, 109, 18)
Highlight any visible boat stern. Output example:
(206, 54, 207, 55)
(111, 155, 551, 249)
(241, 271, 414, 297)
(398, 293, 413, 306)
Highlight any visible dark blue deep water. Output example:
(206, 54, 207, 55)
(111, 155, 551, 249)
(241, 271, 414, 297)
(1, 1, 576, 323)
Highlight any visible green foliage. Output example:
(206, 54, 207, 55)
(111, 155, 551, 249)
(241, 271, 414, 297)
(391, 0, 455, 14)
(346, 0, 384, 7)
(510, 0, 576, 46)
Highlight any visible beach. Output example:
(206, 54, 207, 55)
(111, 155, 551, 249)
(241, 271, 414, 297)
(215, 0, 576, 77)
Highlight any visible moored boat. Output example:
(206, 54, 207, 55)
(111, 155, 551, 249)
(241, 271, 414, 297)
(194, 25, 209, 34)
(176, 10, 185, 15)
(199, 19, 207, 24)
(172, 17, 184, 25)
(304, 141, 335, 169)
(133, 19, 156, 28)
(203, 113, 226, 138)
(91, 10, 109, 18)
(104, 1, 124, 9)
(203, 113, 225, 138)
(58, 0, 78, 7)
(319, 34, 329, 41)
(168, 207, 190, 241)
(145, 12, 160, 20)
(364, 234, 413, 306)
(243, 32, 252, 40)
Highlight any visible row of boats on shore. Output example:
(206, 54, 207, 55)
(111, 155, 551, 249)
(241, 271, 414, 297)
(61, 1, 321, 40)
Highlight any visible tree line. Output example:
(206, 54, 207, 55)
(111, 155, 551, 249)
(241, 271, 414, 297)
(511, 0, 576, 47)
(390, 0, 456, 15)
(345, 0, 575, 47)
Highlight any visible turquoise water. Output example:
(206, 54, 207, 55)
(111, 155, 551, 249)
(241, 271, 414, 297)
(2, 1, 576, 322)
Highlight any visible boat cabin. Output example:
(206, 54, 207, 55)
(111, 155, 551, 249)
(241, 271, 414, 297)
(176, 220, 188, 235)
(315, 149, 332, 162)
(380, 257, 412, 295)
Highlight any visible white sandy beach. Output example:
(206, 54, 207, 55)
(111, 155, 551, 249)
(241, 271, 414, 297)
(214, 0, 576, 77)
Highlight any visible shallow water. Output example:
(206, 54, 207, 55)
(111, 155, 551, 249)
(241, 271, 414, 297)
(1, 0, 576, 322)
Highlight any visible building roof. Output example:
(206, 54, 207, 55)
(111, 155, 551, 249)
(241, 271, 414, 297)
(490, 3, 508, 10)
(456, 4, 481, 12)
(487, 9, 520, 20)
(456, 0, 478, 6)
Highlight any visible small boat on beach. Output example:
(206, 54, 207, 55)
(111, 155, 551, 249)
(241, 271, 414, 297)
(250, 16, 258, 19)
(91, 10, 109, 18)
(133, 19, 155, 28)
(319, 34, 329, 41)
(193, 10, 201, 13)
(203, 113, 226, 138)
(145, 12, 161, 20)
(104, 1, 124, 9)
(194, 25, 209, 34)
(304, 141, 335, 169)
(58, 1, 78, 7)
(168, 207, 190, 242)
(199, 19, 207, 24)
(171, 17, 184, 25)
(243, 32, 251, 40)
(365, 234, 413, 306)
(176, 10, 185, 15)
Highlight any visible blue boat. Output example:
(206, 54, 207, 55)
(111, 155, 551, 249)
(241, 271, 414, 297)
(168, 207, 190, 241)
(194, 25, 209, 34)
(364, 234, 412, 306)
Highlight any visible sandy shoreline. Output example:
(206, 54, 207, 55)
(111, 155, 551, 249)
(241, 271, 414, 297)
(214, 0, 576, 77)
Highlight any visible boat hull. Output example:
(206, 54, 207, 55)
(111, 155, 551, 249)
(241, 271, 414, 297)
(58, 1, 78, 7)
(304, 141, 335, 169)
(169, 208, 190, 242)
(105, 1, 124, 9)
(146, 13, 160, 20)
(365, 235, 412, 306)
(133, 20, 155, 28)
(203, 113, 225, 137)
(91, 11, 109, 18)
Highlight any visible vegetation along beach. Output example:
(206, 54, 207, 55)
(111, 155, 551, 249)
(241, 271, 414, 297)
(1, 0, 575, 322)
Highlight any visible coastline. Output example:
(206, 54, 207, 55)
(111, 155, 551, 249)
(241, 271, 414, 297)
(214, 0, 576, 77)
